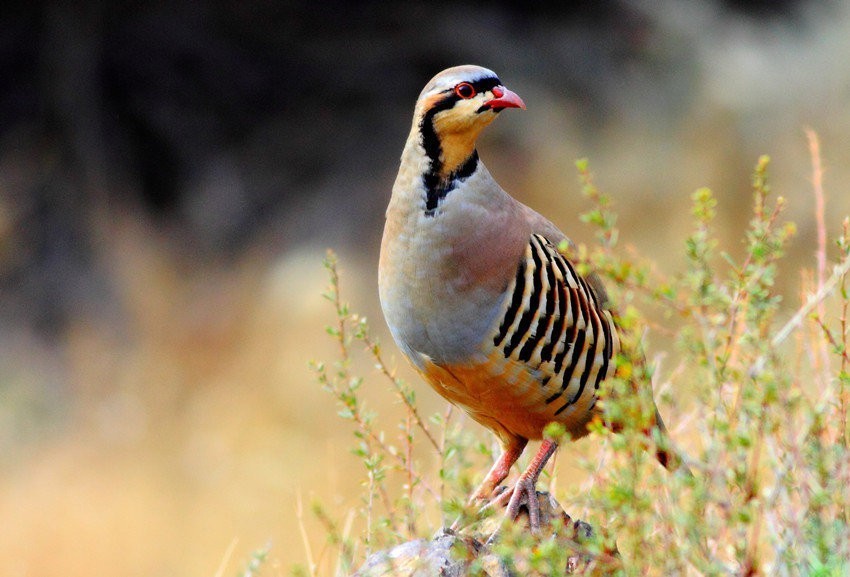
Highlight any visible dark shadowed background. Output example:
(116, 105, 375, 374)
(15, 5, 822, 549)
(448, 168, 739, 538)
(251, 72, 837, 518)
(2, 1, 849, 575)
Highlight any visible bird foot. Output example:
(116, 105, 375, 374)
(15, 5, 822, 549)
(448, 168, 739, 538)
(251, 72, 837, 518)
(483, 486, 572, 547)
(499, 475, 542, 534)
(468, 477, 545, 542)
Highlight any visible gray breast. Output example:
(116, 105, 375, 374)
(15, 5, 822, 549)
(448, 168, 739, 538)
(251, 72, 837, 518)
(380, 251, 507, 368)
(380, 161, 526, 368)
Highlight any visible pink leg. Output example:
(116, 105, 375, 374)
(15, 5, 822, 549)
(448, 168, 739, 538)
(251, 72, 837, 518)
(470, 437, 527, 502)
(502, 439, 558, 533)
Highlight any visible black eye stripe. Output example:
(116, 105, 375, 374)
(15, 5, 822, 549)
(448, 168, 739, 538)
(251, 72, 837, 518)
(441, 77, 502, 97)
(469, 77, 501, 93)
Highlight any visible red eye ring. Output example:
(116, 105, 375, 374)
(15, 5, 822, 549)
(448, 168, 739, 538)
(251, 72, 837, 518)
(454, 82, 476, 99)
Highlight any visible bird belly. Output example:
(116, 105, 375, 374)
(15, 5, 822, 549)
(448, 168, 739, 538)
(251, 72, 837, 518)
(417, 349, 598, 443)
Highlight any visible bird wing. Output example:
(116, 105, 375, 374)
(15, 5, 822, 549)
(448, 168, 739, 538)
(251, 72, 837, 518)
(484, 233, 620, 427)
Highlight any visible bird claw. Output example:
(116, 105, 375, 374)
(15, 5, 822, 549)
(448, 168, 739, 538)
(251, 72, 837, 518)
(504, 475, 541, 533)
(474, 477, 543, 540)
(480, 478, 542, 545)
(483, 484, 514, 509)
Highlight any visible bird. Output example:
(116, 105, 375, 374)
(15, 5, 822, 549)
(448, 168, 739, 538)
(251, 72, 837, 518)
(378, 65, 683, 532)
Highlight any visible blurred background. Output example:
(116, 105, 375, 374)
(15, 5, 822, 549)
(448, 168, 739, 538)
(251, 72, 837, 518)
(2, 1, 849, 575)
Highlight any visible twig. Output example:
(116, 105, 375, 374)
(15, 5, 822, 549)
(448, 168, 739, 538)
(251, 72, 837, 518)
(766, 256, 850, 352)
(296, 491, 317, 577)
(811, 316, 850, 364)
(805, 129, 828, 307)
(319, 252, 440, 500)
(361, 332, 441, 452)
(405, 410, 417, 536)
(840, 219, 850, 526)
(316, 363, 414, 482)
(839, 218, 850, 451)
(723, 193, 788, 379)
(325, 253, 350, 364)
(807, 129, 832, 380)
(336, 510, 356, 577)
(213, 537, 239, 577)
(438, 404, 454, 508)
(313, 503, 355, 574)
(741, 374, 771, 577)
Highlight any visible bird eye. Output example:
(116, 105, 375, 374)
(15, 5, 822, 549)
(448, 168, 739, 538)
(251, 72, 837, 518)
(454, 82, 476, 99)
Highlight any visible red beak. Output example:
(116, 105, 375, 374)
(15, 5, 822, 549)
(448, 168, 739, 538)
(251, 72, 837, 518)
(484, 86, 526, 110)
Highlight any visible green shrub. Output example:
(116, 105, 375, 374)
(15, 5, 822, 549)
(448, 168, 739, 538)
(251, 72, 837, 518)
(300, 147, 850, 576)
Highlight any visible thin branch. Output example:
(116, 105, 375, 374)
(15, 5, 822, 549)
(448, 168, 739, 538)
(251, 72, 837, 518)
(839, 218, 850, 451)
(722, 198, 787, 374)
(768, 255, 850, 351)
(438, 404, 454, 509)
(807, 128, 832, 381)
(312, 503, 355, 574)
(325, 253, 350, 364)
(405, 410, 417, 537)
(361, 331, 441, 452)
(805, 128, 828, 305)
(213, 538, 239, 577)
(320, 252, 439, 499)
(296, 492, 318, 577)
(811, 315, 850, 364)
(336, 510, 356, 577)
(316, 364, 412, 480)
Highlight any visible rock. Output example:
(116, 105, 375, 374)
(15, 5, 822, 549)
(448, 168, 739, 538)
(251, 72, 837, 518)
(352, 491, 618, 576)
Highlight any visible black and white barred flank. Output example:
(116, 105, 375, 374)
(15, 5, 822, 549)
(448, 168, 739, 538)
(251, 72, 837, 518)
(492, 234, 619, 416)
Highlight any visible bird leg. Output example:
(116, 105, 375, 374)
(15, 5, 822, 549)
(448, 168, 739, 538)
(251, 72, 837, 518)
(450, 438, 526, 531)
(469, 437, 527, 502)
(495, 439, 558, 533)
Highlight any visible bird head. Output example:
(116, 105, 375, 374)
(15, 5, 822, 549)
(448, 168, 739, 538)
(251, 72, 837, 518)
(413, 65, 525, 179)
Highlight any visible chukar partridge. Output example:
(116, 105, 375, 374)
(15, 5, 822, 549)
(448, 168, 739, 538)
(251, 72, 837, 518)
(379, 65, 680, 532)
